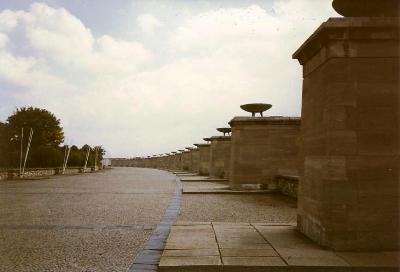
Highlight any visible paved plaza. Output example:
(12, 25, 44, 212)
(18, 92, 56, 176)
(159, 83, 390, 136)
(0, 168, 176, 271)
(1, 169, 399, 271)
(0, 168, 301, 271)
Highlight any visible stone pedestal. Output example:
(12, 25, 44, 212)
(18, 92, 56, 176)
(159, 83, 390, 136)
(229, 117, 301, 190)
(293, 17, 399, 251)
(181, 151, 190, 171)
(209, 136, 231, 179)
(188, 149, 200, 173)
(167, 155, 174, 170)
(196, 144, 211, 176)
(159, 156, 168, 169)
(172, 153, 182, 170)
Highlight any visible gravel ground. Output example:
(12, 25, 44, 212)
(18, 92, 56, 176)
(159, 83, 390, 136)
(0, 168, 176, 272)
(178, 194, 297, 223)
(0, 229, 151, 272)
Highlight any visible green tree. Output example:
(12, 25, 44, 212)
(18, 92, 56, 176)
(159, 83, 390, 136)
(30, 146, 64, 167)
(7, 107, 64, 149)
(0, 122, 11, 167)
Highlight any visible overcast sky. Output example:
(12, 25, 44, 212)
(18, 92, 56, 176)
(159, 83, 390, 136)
(0, 0, 339, 157)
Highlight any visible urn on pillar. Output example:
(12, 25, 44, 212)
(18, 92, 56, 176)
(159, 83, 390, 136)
(229, 104, 301, 190)
(209, 128, 232, 179)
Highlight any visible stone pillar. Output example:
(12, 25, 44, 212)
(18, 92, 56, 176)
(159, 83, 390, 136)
(195, 144, 211, 176)
(209, 136, 231, 179)
(229, 117, 301, 190)
(293, 2, 399, 250)
(166, 155, 173, 170)
(174, 153, 182, 170)
(189, 148, 200, 173)
(160, 155, 167, 169)
(181, 151, 190, 171)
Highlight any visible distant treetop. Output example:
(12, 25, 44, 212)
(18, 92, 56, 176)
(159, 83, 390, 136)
(7, 107, 64, 147)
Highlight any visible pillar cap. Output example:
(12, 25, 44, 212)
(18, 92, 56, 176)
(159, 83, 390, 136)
(229, 116, 301, 126)
(210, 136, 231, 141)
(293, 17, 400, 65)
(194, 143, 210, 147)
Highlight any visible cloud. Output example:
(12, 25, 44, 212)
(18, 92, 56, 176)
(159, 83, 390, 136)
(136, 13, 163, 34)
(0, 1, 338, 157)
(0, 32, 8, 48)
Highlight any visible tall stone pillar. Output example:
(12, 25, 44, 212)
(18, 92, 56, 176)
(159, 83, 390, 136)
(181, 151, 190, 171)
(293, 0, 399, 251)
(229, 117, 301, 190)
(170, 152, 180, 170)
(195, 143, 211, 176)
(188, 148, 199, 173)
(209, 136, 231, 179)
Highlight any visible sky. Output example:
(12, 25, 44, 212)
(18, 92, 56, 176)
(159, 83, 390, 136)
(0, 0, 339, 157)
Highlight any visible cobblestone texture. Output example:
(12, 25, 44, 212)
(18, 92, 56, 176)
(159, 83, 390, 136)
(178, 194, 297, 223)
(0, 168, 176, 272)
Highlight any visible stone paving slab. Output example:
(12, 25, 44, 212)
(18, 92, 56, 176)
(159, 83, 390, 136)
(183, 188, 274, 194)
(176, 173, 198, 176)
(158, 222, 400, 272)
(180, 176, 227, 182)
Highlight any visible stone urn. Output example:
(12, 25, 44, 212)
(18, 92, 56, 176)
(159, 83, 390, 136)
(217, 127, 231, 136)
(332, 0, 399, 17)
(240, 103, 272, 117)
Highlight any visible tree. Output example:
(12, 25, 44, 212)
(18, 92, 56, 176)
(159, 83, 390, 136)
(30, 146, 64, 167)
(0, 122, 10, 167)
(7, 107, 64, 149)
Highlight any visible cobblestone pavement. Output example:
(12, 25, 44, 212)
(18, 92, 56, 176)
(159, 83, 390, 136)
(178, 194, 297, 223)
(0, 168, 176, 272)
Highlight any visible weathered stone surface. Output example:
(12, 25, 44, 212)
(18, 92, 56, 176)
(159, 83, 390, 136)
(275, 175, 299, 198)
(228, 117, 301, 190)
(159, 223, 399, 271)
(337, 252, 399, 268)
(293, 17, 400, 251)
(188, 149, 200, 173)
(158, 256, 221, 271)
(222, 256, 286, 266)
(209, 136, 231, 179)
(162, 249, 219, 257)
(197, 144, 211, 176)
(181, 151, 191, 171)
(220, 248, 278, 257)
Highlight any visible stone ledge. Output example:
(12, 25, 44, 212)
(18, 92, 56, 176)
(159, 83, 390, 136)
(194, 143, 211, 148)
(229, 116, 301, 126)
(210, 136, 231, 142)
(293, 17, 400, 65)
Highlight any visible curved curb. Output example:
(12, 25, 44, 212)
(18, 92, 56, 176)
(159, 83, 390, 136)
(128, 173, 182, 272)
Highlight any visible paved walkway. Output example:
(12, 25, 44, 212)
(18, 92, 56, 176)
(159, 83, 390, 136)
(159, 222, 399, 272)
(0, 168, 176, 272)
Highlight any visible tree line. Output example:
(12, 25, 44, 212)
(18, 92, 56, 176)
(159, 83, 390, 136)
(0, 107, 105, 168)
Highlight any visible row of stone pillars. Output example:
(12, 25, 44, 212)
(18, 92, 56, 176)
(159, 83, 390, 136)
(112, 0, 399, 253)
